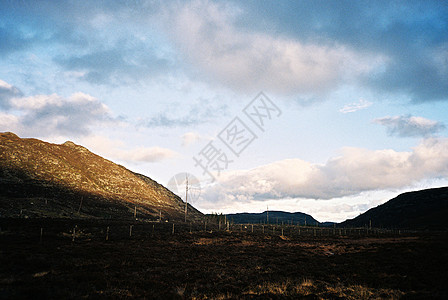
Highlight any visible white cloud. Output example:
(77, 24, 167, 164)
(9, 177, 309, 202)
(0, 112, 20, 131)
(0, 80, 114, 137)
(11, 94, 61, 110)
(123, 147, 178, 163)
(196, 178, 448, 222)
(0, 79, 22, 109)
(164, 0, 384, 96)
(141, 97, 228, 128)
(201, 138, 448, 202)
(374, 115, 445, 137)
(181, 131, 209, 146)
(0, 79, 13, 90)
(339, 98, 372, 113)
(81, 135, 178, 163)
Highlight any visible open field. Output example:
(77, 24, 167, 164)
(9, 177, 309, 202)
(1, 220, 447, 299)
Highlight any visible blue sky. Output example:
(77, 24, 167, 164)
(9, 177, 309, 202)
(1, 0, 448, 221)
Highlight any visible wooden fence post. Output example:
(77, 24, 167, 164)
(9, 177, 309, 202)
(72, 226, 76, 243)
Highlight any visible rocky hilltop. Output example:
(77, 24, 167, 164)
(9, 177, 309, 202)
(0, 132, 202, 221)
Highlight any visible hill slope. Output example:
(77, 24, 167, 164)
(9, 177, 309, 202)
(340, 187, 448, 229)
(224, 211, 320, 225)
(0, 132, 202, 221)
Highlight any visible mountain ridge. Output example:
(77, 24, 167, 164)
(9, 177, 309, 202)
(340, 186, 448, 229)
(222, 211, 320, 226)
(0, 132, 202, 221)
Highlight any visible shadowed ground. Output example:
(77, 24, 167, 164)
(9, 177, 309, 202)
(1, 220, 447, 299)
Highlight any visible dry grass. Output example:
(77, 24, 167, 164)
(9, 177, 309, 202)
(0, 222, 446, 299)
(242, 279, 404, 299)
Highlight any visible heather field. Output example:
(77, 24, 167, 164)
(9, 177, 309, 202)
(1, 220, 447, 299)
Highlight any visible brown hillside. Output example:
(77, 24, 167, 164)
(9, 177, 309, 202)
(0, 132, 202, 221)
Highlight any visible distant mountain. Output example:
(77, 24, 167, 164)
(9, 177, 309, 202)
(0, 132, 202, 221)
(320, 221, 337, 227)
(223, 211, 320, 226)
(340, 187, 448, 229)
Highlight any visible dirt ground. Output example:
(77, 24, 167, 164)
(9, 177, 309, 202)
(1, 220, 447, 299)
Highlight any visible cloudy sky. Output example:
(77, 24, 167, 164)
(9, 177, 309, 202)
(1, 0, 447, 222)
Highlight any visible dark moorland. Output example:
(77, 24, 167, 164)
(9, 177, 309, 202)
(1, 220, 447, 299)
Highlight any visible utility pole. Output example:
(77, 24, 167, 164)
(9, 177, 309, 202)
(77, 196, 83, 214)
(77, 173, 83, 214)
(184, 175, 188, 223)
(266, 205, 269, 224)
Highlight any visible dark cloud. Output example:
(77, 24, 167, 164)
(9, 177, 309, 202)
(54, 48, 172, 84)
(1, 1, 171, 85)
(232, 0, 448, 102)
(367, 55, 448, 103)
(143, 114, 199, 128)
(0, 27, 35, 55)
(2, 0, 447, 101)
(0, 80, 22, 109)
(141, 98, 228, 128)
(374, 115, 446, 138)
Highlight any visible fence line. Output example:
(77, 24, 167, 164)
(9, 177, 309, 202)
(0, 220, 412, 244)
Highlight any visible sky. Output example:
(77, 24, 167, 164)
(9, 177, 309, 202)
(1, 0, 448, 222)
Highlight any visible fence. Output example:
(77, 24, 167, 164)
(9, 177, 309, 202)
(0, 219, 410, 245)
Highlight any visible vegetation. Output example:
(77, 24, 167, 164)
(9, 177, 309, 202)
(0, 132, 202, 221)
(1, 220, 447, 299)
(341, 187, 448, 230)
